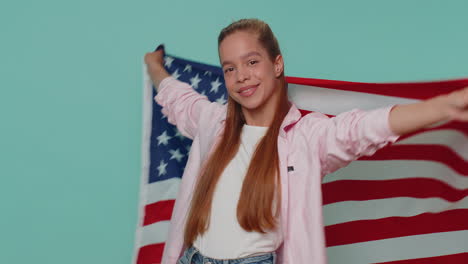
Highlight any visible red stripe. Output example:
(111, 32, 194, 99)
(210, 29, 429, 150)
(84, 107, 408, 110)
(374, 252, 468, 264)
(359, 145, 468, 176)
(286, 76, 468, 100)
(325, 209, 468, 247)
(136, 243, 165, 264)
(143, 200, 175, 226)
(322, 178, 468, 205)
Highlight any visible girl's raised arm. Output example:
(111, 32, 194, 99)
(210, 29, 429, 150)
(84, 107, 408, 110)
(388, 86, 468, 135)
(312, 85, 467, 177)
(144, 48, 225, 140)
(144, 48, 171, 91)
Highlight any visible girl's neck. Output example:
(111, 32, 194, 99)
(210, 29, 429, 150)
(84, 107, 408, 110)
(242, 108, 273, 127)
(242, 89, 290, 127)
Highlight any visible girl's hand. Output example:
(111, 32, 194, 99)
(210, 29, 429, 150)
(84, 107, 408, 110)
(443, 86, 468, 121)
(144, 48, 171, 90)
(144, 48, 165, 69)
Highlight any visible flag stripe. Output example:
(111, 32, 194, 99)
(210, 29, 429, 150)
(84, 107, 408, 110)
(360, 145, 467, 175)
(322, 178, 468, 205)
(136, 243, 165, 264)
(323, 196, 468, 226)
(323, 160, 468, 189)
(140, 220, 171, 246)
(394, 130, 468, 160)
(133, 68, 155, 264)
(325, 209, 468, 247)
(288, 83, 418, 115)
(147, 177, 180, 204)
(326, 230, 468, 264)
(143, 200, 175, 226)
(374, 252, 468, 264)
(428, 121, 468, 136)
(286, 76, 468, 100)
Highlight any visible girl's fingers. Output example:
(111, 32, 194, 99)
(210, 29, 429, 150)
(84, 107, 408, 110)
(447, 105, 468, 121)
(144, 50, 165, 67)
(155, 44, 165, 52)
(447, 87, 468, 109)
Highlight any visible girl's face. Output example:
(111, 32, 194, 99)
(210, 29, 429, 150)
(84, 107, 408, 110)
(219, 31, 283, 112)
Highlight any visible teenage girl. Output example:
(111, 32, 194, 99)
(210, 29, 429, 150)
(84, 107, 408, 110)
(144, 18, 468, 264)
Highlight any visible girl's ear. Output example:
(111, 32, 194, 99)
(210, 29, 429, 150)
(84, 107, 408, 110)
(274, 55, 284, 77)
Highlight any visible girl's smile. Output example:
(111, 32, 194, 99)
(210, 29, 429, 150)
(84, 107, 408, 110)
(238, 84, 259, 97)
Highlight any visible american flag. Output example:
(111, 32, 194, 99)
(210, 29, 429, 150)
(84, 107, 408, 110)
(134, 53, 468, 264)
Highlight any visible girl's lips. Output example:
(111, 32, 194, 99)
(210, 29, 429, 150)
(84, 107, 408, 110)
(239, 84, 258, 97)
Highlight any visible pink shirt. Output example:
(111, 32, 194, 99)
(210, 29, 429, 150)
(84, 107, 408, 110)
(156, 76, 400, 264)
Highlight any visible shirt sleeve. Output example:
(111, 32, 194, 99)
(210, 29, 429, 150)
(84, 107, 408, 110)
(314, 105, 400, 176)
(154, 76, 223, 140)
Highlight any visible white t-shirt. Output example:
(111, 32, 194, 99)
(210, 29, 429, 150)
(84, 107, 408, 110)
(193, 124, 282, 259)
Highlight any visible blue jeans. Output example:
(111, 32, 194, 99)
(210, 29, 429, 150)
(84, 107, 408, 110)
(177, 246, 276, 264)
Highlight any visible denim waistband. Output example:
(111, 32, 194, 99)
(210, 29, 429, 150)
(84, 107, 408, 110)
(177, 246, 276, 264)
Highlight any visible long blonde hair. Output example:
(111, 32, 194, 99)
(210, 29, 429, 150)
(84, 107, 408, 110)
(183, 18, 290, 247)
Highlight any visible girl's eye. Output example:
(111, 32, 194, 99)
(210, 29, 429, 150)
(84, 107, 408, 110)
(224, 67, 234, 73)
(249, 60, 258, 65)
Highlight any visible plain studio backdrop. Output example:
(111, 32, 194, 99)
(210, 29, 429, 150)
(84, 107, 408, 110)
(1, 1, 467, 263)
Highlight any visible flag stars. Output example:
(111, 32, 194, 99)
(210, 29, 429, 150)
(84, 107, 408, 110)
(174, 129, 185, 140)
(190, 73, 202, 89)
(169, 149, 185, 162)
(210, 78, 222, 93)
(164, 56, 174, 68)
(183, 64, 192, 73)
(157, 160, 168, 176)
(157, 130, 172, 146)
(204, 70, 212, 76)
(216, 95, 227, 105)
(171, 69, 181, 79)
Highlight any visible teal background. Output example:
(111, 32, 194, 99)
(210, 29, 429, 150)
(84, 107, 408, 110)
(1, 0, 467, 263)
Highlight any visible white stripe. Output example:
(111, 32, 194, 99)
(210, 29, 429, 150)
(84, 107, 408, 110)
(324, 197, 468, 226)
(323, 160, 468, 189)
(395, 129, 468, 160)
(288, 83, 418, 114)
(133, 67, 155, 263)
(139, 220, 171, 247)
(147, 177, 181, 204)
(327, 230, 468, 264)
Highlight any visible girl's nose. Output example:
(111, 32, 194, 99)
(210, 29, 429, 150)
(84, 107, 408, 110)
(236, 66, 250, 82)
